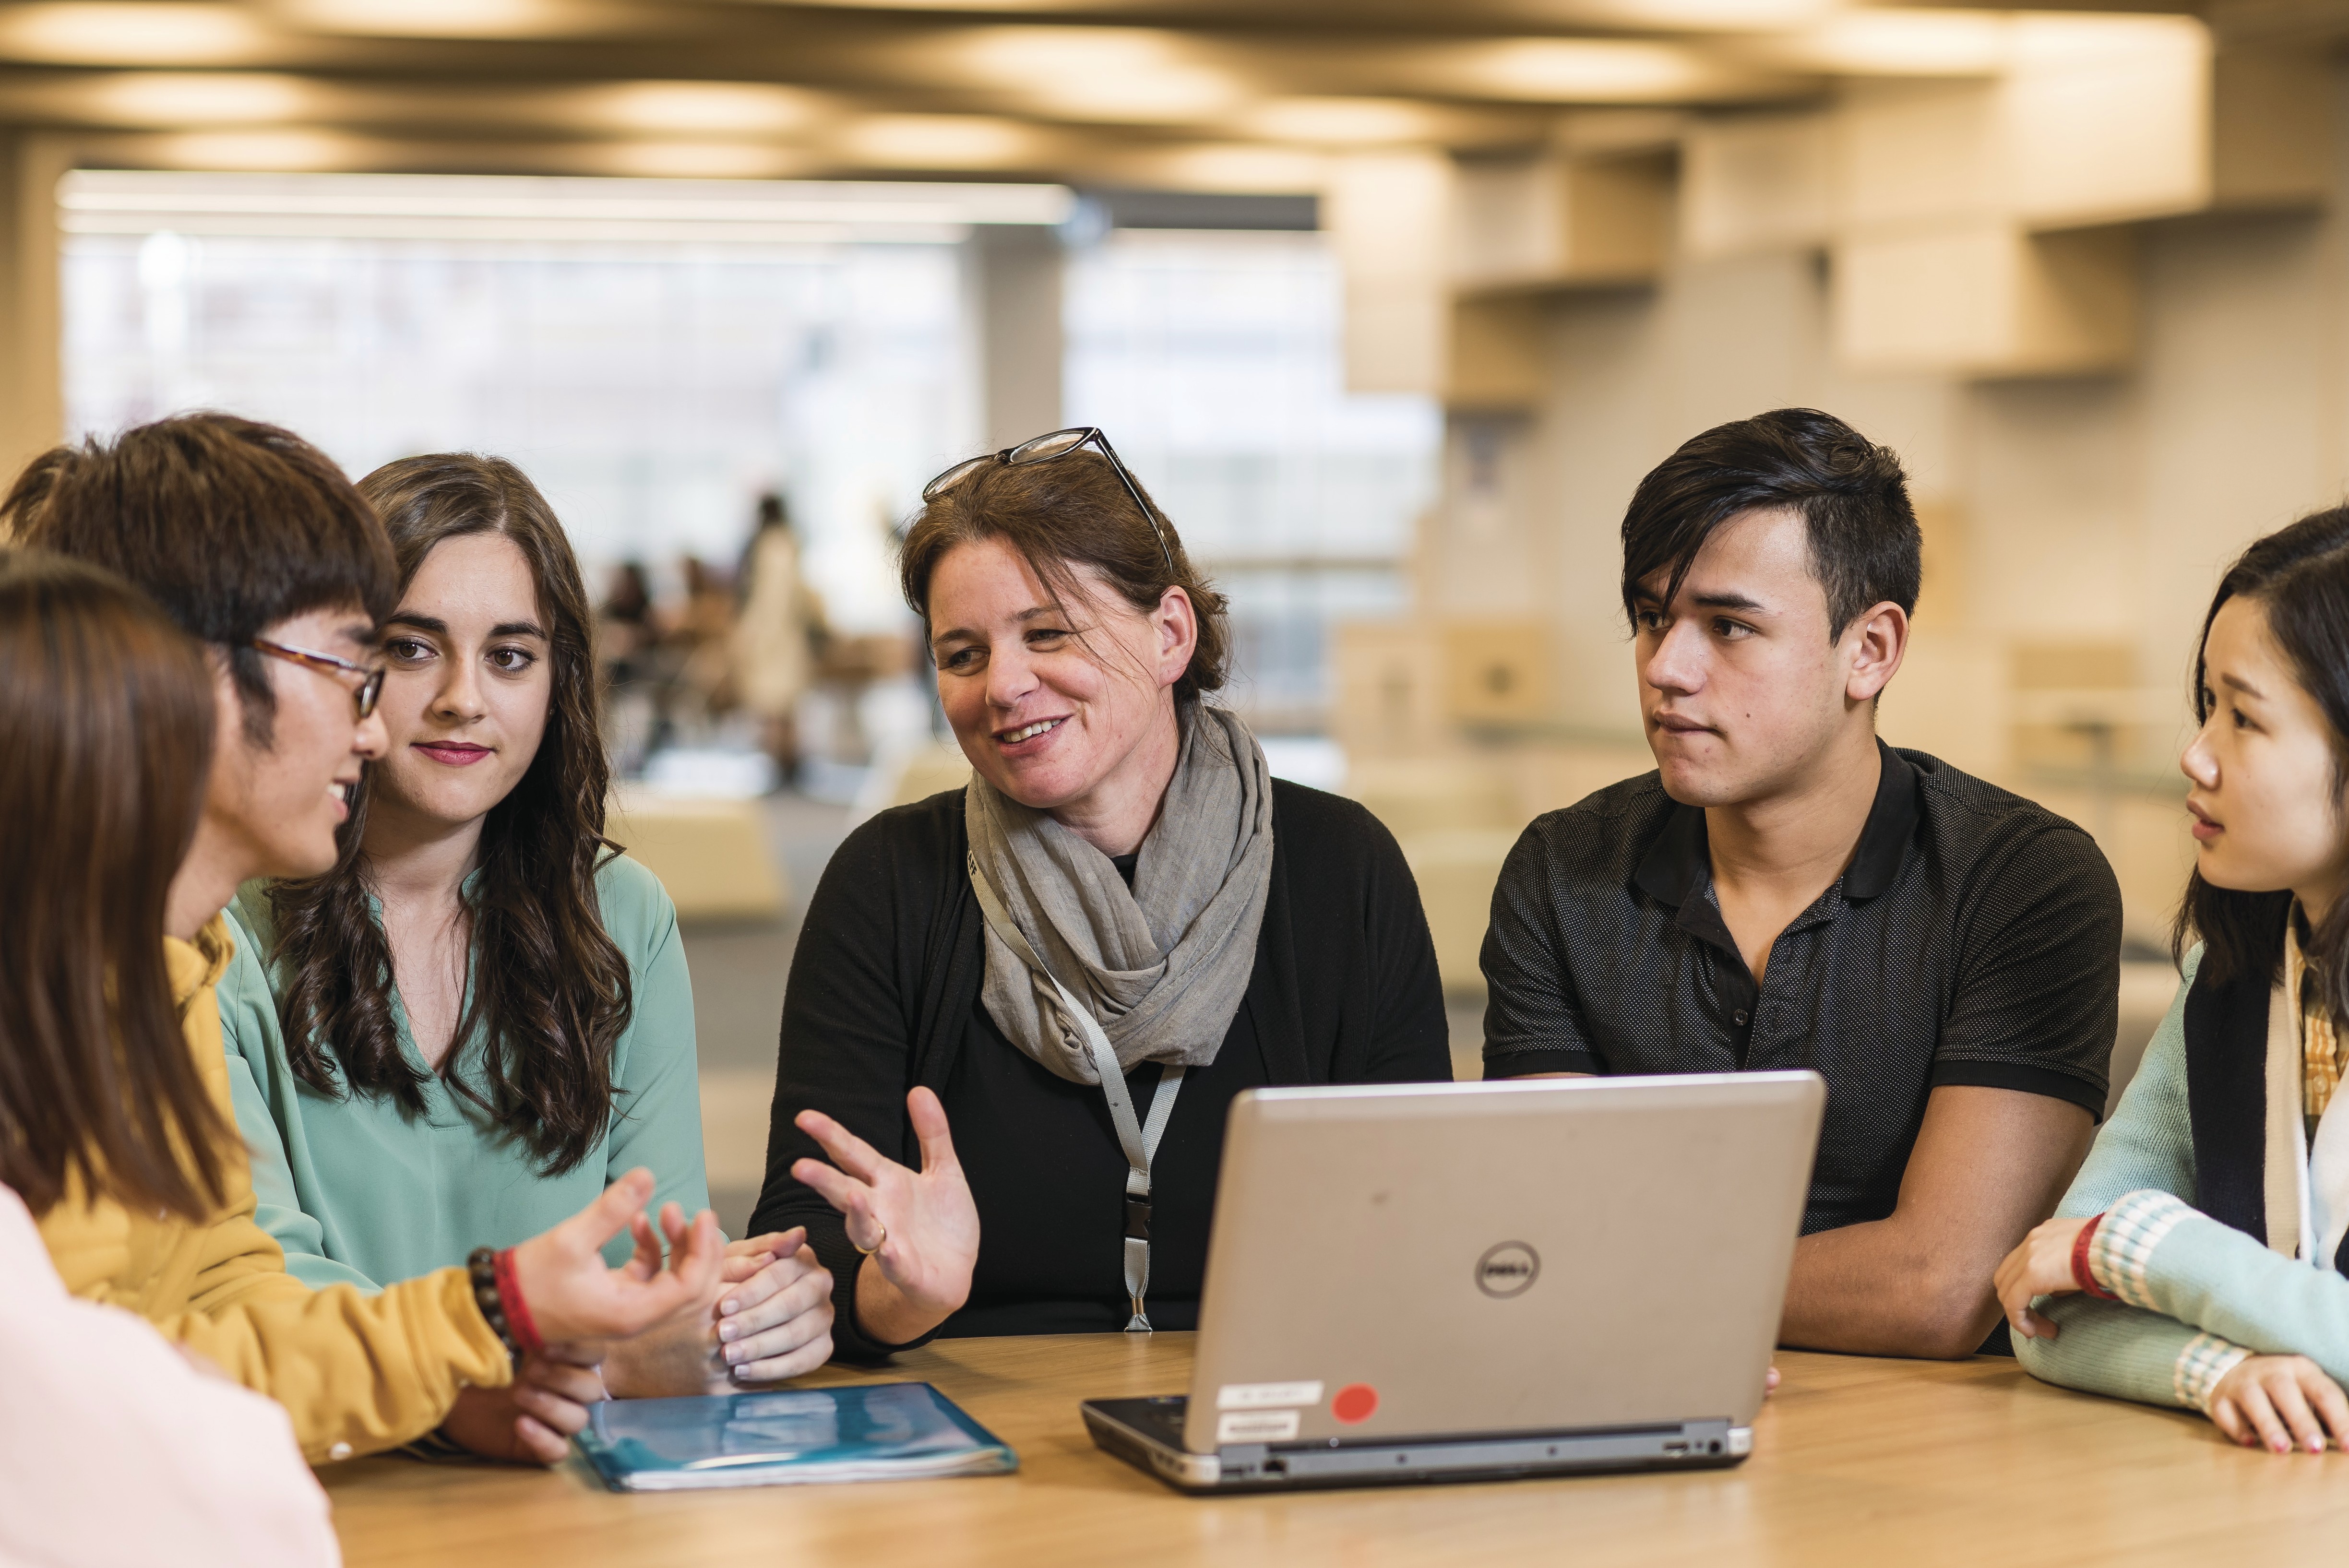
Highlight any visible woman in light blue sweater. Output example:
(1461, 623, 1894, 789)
(1996, 507, 2349, 1455)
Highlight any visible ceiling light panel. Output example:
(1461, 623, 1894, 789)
(942, 25, 1244, 124)
(0, 3, 274, 64)
(1506, 0, 1847, 31)
(1744, 10, 2010, 76)
(1122, 141, 1327, 193)
(270, 0, 616, 39)
(595, 140, 814, 178)
(575, 81, 827, 136)
(1424, 37, 1762, 102)
(837, 113, 1044, 168)
(152, 128, 366, 169)
(1239, 97, 1440, 147)
(84, 70, 314, 124)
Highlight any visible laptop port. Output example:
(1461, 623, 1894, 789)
(1708, 1440, 1721, 1454)
(1262, 1458, 1287, 1477)
(1662, 1441, 1690, 1456)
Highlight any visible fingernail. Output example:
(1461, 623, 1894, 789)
(718, 1322, 736, 1342)
(721, 1300, 738, 1316)
(723, 1344, 739, 1364)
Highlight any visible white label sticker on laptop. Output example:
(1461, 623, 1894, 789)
(1216, 1410, 1301, 1444)
(1216, 1380, 1323, 1411)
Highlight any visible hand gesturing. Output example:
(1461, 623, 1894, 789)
(792, 1088, 980, 1346)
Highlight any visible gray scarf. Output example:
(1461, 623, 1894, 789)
(965, 704, 1275, 1085)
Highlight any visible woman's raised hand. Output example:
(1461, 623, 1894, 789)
(792, 1088, 979, 1346)
(507, 1167, 725, 1346)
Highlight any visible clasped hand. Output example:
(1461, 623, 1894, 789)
(1994, 1213, 2349, 1454)
(443, 1167, 835, 1463)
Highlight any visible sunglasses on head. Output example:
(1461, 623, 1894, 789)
(923, 427, 1178, 577)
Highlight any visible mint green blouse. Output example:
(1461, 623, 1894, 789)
(217, 855, 713, 1291)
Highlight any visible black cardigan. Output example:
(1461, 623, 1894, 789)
(749, 779, 1451, 1357)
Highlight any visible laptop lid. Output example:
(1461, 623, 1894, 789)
(1181, 1072, 1824, 1454)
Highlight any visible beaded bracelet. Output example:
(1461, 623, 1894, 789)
(466, 1246, 547, 1362)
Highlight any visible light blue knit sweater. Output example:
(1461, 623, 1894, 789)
(2016, 946, 2349, 1411)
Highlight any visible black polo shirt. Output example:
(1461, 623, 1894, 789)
(1481, 743, 2119, 1235)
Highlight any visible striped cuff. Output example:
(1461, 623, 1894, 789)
(2087, 1189, 2194, 1311)
(2173, 1332, 2253, 1413)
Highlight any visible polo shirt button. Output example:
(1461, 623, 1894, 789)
(327, 1442, 353, 1462)
(1733, 1010, 1750, 1026)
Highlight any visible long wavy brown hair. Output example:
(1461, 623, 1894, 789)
(265, 455, 630, 1176)
(0, 549, 229, 1219)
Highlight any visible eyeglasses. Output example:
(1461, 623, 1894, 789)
(923, 427, 1178, 577)
(250, 638, 386, 720)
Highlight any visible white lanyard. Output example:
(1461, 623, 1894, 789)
(969, 855, 1186, 1330)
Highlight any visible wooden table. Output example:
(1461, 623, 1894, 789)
(327, 1336, 2349, 1567)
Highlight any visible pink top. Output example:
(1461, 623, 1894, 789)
(0, 1183, 339, 1568)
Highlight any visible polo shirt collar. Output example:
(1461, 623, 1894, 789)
(1633, 739, 1920, 908)
(1632, 792, 1710, 909)
(1842, 741, 1920, 901)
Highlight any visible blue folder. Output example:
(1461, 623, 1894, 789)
(573, 1382, 1018, 1492)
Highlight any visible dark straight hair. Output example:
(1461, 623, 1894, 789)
(264, 454, 629, 1176)
(897, 447, 1231, 703)
(0, 549, 229, 1220)
(1620, 407, 1921, 641)
(2175, 506, 2349, 1022)
(1, 412, 396, 742)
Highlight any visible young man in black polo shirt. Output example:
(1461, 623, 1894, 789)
(1482, 407, 2120, 1359)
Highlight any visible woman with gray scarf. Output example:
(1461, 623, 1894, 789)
(748, 430, 1449, 1358)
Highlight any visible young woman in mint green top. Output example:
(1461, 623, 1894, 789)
(217, 453, 835, 1461)
(218, 854, 700, 1289)
(1996, 508, 2349, 1456)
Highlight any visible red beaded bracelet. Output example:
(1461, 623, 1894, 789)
(491, 1246, 548, 1357)
(2071, 1212, 2119, 1301)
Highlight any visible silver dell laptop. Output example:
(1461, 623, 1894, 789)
(1081, 1071, 1824, 1493)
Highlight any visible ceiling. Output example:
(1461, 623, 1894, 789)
(0, 0, 2321, 190)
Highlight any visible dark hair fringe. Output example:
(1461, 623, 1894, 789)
(1618, 407, 1921, 641)
(895, 445, 1231, 702)
(2174, 506, 2349, 1024)
(265, 455, 631, 1177)
(0, 548, 232, 1220)
(1, 412, 398, 746)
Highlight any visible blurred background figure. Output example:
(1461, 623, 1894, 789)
(671, 553, 742, 733)
(598, 560, 661, 777)
(732, 494, 825, 783)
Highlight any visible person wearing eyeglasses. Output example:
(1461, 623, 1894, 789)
(0, 551, 337, 1568)
(4, 414, 737, 1467)
(753, 429, 1451, 1354)
(209, 455, 834, 1460)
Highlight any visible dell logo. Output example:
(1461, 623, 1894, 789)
(1475, 1241, 1540, 1299)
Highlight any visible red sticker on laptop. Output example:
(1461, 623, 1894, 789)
(1331, 1383, 1379, 1424)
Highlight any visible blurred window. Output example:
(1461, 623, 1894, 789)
(61, 172, 988, 631)
(1063, 228, 1439, 730)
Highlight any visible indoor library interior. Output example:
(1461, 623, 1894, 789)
(1, 1, 2346, 1564)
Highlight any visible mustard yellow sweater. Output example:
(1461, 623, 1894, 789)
(35, 918, 513, 1464)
